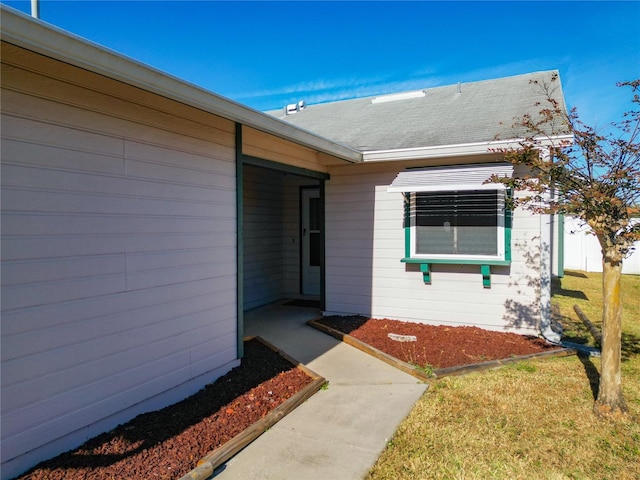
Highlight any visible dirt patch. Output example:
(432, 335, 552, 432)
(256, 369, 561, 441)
(316, 315, 562, 369)
(15, 339, 313, 480)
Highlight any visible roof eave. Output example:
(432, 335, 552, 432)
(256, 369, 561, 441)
(0, 6, 362, 164)
(361, 135, 574, 162)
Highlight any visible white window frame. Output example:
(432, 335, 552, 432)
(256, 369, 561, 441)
(408, 189, 507, 262)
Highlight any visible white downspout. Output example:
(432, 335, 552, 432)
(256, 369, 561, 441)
(539, 147, 561, 343)
(540, 213, 561, 342)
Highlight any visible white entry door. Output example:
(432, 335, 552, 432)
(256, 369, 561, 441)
(301, 188, 321, 296)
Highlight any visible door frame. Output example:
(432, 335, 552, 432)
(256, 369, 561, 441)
(300, 186, 322, 297)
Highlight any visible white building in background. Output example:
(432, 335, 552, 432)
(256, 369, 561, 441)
(563, 217, 640, 275)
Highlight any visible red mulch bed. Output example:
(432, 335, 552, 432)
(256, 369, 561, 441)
(15, 339, 313, 480)
(316, 315, 562, 369)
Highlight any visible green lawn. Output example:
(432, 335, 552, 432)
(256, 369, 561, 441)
(367, 271, 640, 480)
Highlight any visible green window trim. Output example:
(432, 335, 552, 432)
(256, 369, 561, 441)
(401, 190, 513, 288)
(481, 264, 492, 288)
(402, 257, 510, 288)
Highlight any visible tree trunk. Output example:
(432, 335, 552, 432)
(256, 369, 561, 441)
(593, 252, 628, 417)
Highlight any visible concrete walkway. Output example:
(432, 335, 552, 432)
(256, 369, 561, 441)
(213, 302, 429, 480)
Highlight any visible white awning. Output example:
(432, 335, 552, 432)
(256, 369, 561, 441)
(387, 163, 514, 193)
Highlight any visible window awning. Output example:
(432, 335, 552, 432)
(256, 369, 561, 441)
(387, 163, 514, 193)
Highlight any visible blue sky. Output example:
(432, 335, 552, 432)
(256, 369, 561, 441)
(4, 1, 639, 130)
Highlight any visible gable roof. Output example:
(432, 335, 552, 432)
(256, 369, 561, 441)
(268, 71, 570, 157)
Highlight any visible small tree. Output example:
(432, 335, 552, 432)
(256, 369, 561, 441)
(494, 75, 640, 417)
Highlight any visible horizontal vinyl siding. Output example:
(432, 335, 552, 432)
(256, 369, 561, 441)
(325, 171, 378, 315)
(1, 46, 238, 477)
(243, 126, 329, 174)
(325, 163, 543, 334)
(243, 166, 285, 309)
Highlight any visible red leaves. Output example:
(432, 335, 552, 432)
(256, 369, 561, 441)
(488, 76, 639, 259)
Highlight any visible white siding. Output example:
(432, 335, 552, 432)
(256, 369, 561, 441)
(1, 48, 238, 478)
(243, 166, 285, 309)
(243, 126, 329, 174)
(243, 165, 320, 309)
(325, 162, 544, 335)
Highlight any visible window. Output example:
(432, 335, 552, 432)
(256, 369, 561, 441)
(308, 196, 321, 267)
(387, 163, 514, 277)
(408, 189, 506, 261)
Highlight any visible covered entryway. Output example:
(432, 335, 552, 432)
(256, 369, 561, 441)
(241, 158, 327, 312)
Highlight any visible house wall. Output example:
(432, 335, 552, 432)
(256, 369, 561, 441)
(243, 166, 285, 309)
(1, 43, 239, 478)
(243, 126, 330, 174)
(324, 160, 545, 335)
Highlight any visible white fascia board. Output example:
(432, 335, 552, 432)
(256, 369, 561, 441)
(362, 135, 574, 162)
(0, 6, 362, 164)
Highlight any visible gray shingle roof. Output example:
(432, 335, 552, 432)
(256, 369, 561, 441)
(267, 71, 568, 152)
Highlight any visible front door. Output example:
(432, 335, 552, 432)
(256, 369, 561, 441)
(301, 187, 321, 296)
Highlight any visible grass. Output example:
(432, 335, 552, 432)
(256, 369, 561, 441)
(410, 362, 435, 378)
(367, 270, 640, 480)
(554, 270, 640, 363)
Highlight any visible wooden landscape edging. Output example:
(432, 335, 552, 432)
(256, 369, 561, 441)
(307, 319, 433, 382)
(178, 336, 326, 480)
(307, 318, 577, 381)
(432, 347, 577, 377)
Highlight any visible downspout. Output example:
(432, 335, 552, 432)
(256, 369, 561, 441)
(538, 150, 561, 343)
(236, 123, 244, 358)
(540, 212, 561, 342)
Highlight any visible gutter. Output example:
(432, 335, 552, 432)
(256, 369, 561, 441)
(0, 5, 362, 164)
(362, 135, 574, 162)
